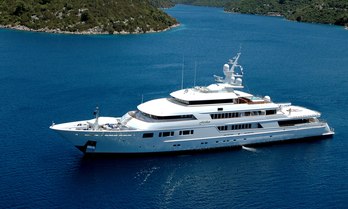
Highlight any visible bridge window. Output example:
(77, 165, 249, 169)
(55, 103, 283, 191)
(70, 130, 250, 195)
(142, 133, 154, 138)
(179, 130, 194, 135)
(136, 111, 197, 122)
(278, 119, 310, 127)
(266, 109, 277, 115)
(159, 131, 174, 137)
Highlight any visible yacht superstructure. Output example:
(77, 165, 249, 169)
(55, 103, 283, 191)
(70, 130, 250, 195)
(50, 53, 334, 154)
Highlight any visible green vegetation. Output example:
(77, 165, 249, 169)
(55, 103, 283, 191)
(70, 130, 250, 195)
(0, 0, 178, 34)
(172, 0, 231, 7)
(162, 0, 348, 27)
(150, 0, 176, 8)
(225, 0, 283, 15)
(225, 0, 348, 26)
(3, 0, 344, 32)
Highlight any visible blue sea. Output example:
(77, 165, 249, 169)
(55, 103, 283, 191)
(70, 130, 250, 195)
(0, 5, 347, 209)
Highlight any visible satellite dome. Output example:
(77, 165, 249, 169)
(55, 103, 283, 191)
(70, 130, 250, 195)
(235, 78, 242, 85)
(264, 96, 271, 102)
(223, 64, 229, 72)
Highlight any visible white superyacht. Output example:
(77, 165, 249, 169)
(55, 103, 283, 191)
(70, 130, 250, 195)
(50, 53, 334, 154)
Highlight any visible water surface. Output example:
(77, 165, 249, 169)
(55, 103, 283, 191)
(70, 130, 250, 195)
(0, 5, 347, 209)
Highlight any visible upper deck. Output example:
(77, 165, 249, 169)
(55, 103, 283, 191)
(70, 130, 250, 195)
(138, 53, 277, 117)
(137, 96, 279, 117)
(170, 83, 250, 103)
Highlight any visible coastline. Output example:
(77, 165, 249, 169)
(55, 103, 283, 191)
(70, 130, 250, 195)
(224, 10, 348, 29)
(224, 10, 284, 18)
(0, 23, 180, 35)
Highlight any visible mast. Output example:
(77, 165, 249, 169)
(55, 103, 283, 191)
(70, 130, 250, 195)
(229, 52, 241, 73)
(215, 52, 244, 88)
(194, 61, 197, 87)
(93, 106, 100, 130)
(181, 55, 185, 89)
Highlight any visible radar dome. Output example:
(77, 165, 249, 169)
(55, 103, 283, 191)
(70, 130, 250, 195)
(223, 64, 229, 72)
(235, 78, 242, 85)
(264, 96, 271, 102)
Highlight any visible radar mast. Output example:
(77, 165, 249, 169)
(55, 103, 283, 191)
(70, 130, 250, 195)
(214, 52, 244, 88)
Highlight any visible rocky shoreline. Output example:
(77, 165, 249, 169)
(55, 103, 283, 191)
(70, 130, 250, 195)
(0, 23, 180, 35)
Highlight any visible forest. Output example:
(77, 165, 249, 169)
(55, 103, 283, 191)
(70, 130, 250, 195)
(1, 0, 346, 34)
(0, 0, 178, 34)
(169, 0, 348, 27)
(225, 0, 348, 27)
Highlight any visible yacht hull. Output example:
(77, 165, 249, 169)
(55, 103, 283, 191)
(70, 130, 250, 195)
(51, 123, 333, 155)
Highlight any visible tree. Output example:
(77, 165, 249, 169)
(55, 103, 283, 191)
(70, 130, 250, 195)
(12, 1, 28, 16)
(81, 11, 90, 22)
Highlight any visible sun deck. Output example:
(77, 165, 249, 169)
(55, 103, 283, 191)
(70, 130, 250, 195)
(137, 97, 279, 118)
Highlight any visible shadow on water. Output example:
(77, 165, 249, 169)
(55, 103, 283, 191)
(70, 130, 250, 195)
(75, 134, 332, 161)
(64, 137, 333, 208)
(72, 135, 332, 176)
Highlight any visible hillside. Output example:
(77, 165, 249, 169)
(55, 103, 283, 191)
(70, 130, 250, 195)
(225, 0, 348, 27)
(225, 0, 348, 26)
(172, 0, 231, 7)
(0, 0, 178, 34)
(150, 0, 176, 8)
(163, 0, 348, 27)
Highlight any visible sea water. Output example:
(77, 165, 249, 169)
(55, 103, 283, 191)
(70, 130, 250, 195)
(0, 5, 347, 209)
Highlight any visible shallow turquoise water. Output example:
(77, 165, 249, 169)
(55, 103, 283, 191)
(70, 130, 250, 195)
(0, 5, 347, 209)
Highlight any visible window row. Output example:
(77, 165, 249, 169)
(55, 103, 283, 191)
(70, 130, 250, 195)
(140, 111, 196, 120)
(211, 112, 239, 119)
(174, 98, 234, 105)
(211, 109, 276, 119)
(179, 130, 194, 135)
(159, 131, 174, 137)
(142, 129, 194, 138)
(217, 123, 262, 131)
(173, 97, 251, 105)
(278, 119, 310, 127)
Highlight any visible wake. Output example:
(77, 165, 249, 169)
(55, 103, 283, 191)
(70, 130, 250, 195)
(242, 146, 258, 152)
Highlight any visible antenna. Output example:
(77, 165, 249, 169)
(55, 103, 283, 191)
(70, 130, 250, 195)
(141, 94, 144, 103)
(93, 106, 100, 130)
(194, 61, 197, 87)
(181, 55, 185, 89)
(93, 106, 99, 119)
